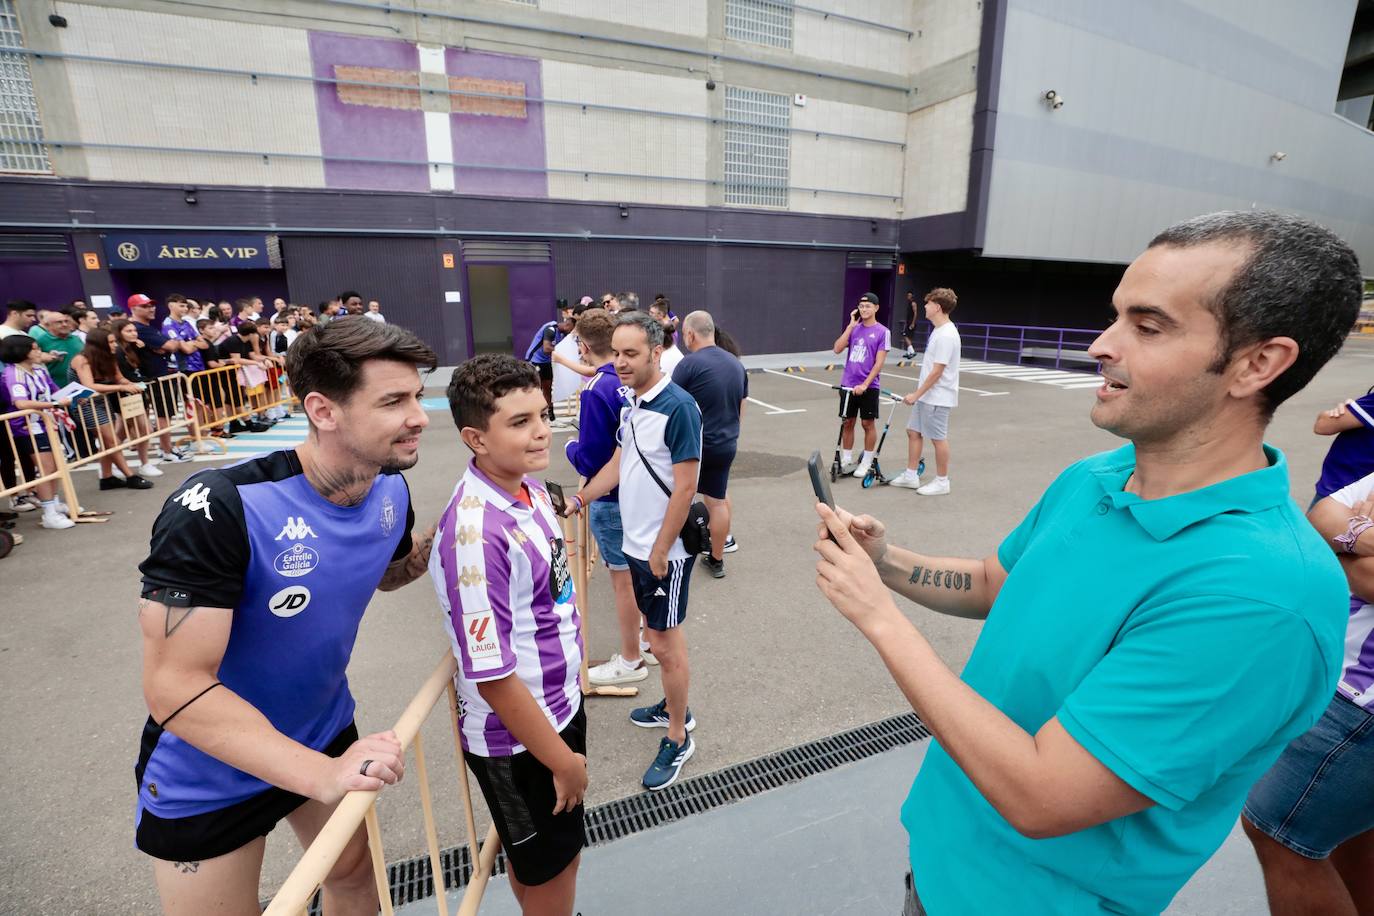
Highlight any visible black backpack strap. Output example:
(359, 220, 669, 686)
(627, 414, 672, 499)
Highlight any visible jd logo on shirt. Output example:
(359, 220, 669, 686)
(274, 542, 319, 578)
(268, 585, 311, 618)
(549, 537, 573, 604)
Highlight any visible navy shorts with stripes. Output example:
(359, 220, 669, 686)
(626, 555, 694, 631)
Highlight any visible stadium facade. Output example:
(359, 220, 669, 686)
(1, 0, 1370, 362)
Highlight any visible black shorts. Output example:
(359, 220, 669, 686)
(535, 360, 553, 382)
(465, 704, 587, 886)
(627, 554, 694, 630)
(146, 379, 182, 419)
(839, 387, 880, 420)
(698, 447, 736, 500)
(134, 721, 359, 862)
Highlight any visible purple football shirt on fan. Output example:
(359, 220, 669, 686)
(430, 462, 583, 757)
(841, 323, 891, 389)
(1329, 473, 1374, 708)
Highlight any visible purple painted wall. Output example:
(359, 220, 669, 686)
(0, 260, 85, 309)
(308, 32, 427, 192)
(447, 49, 547, 199)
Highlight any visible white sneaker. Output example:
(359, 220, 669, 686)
(9, 496, 37, 513)
(139, 462, 164, 478)
(588, 653, 650, 686)
(917, 477, 950, 496)
(852, 455, 874, 478)
(888, 469, 922, 489)
(639, 639, 659, 666)
(41, 511, 75, 530)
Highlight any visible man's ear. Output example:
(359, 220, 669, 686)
(303, 391, 338, 431)
(1227, 336, 1299, 402)
(460, 425, 488, 455)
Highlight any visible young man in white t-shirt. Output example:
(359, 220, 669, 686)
(891, 287, 960, 495)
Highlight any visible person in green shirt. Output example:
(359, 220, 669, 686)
(28, 309, 84, 387)
(813, 210, 1363, 915)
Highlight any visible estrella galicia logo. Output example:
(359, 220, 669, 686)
(268, 585, 311, 618)
(549, 537, 573, 605)
(273, 542, 319, 578)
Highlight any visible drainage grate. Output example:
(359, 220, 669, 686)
(282, 712, 929, 912)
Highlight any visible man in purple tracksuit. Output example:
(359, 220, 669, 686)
(562, 308, 649, 687)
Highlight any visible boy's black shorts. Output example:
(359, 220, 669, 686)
(839, 387, 880, 420)
(135, 721, 359, 862)
(465, 704, 587, 886)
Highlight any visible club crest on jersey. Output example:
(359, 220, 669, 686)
(274, 516, 317, 541)
(380, 495, 397, 535)
(268, 585, 311, 618)
(462, 608, 501, 667)
(274, 542, 319, 578)
(172, 483, 213, 521)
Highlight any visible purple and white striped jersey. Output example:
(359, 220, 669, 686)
(1329, 473, 1374, 708)
(429, 461, 583, 757)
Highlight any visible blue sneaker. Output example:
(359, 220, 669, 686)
(643, 734, 695, 791)
(629, 698, 696, 732)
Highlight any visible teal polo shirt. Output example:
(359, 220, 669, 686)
(29, 326, 83, 387)
(903, 444, 1346, 915)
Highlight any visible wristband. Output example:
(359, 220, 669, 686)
(1334, 515, 1374, 554)
(572, 494, 585, 512)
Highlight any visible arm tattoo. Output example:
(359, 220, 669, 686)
(173, 861, 200, 874)
(165, 605, 201, 638)
(908, 564, 973, 592)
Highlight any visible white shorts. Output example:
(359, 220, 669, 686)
(907, 402, 950, 440)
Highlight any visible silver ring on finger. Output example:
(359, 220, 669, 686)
(360, 758, 374, 776)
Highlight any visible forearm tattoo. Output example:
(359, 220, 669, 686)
(141, 598, 201, 638)
(908, 564, 972, 591)
(173, 861, 199, 874)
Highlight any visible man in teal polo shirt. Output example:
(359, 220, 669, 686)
(29, 309, 83, 387)
(813, 211, 1363, 914)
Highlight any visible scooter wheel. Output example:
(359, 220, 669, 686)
(830, 466, 838, 483)
(0, 530, 13, 560)
(862, 472, 875, 489)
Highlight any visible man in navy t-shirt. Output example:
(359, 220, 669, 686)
(1312, 388, 1374, 503)
(129, 293, 197, 465)
(673, 310, 748, 578)
(135, 319, 439, 914)
(524, 300, 575, 426)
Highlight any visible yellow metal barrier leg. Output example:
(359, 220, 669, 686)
(412, 732, 450, 916)
(364, 806, 394, 916)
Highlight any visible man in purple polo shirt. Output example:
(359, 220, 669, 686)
(832, 292, 890, 479)
(1311, 389, 1374, 505)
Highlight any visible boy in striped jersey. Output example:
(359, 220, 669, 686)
(431, 354, 587, 915)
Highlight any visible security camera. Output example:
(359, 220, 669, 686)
(1270, 151, 1287, 162)
(1043, 89, 1064, 109)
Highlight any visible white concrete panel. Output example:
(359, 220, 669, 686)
(982, 2, 1374, 265)
(540, 0, 708, 37)
(792, 0, 913, 75)
(790, 97, 903, 212)
(910, 0, 983, 73)
(417, 44, 446, 74)
(902, 92, 974, 217)
(542, 60, 708, 205)
(53, 2, 323, 187)
(425, 111, 455, 191)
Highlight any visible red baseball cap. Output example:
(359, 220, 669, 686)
(127, 293, 155, 308)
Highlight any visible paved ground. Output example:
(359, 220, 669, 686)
(5, 336, 1373, 914)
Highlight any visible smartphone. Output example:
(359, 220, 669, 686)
(808, 451, 838, 542)
(544, 480, 567, 515)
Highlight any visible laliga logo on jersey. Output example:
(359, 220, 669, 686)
(463, 608, 501, 665)
(274, 516, 317, 541)
(380, 495, 397, 535)
(268, 585, 311, 618)
(274, 542, 319, 578)
(173, 483, 213, 521)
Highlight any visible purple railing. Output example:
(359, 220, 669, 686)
(907, 322, 1103, 372)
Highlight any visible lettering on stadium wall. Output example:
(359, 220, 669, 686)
(102, 232, 282, 270)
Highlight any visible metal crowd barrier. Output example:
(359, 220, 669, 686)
(263, 653, 500, 916)
(0, 406, 80, 516)
(182, 362, 295, 453)
(907, 321, 1103, 370)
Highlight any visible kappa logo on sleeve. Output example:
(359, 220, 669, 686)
(172, 483, 214, 520)
(463, 608, 501, 666)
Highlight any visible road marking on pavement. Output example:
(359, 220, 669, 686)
(763, 368, 833, 388)
(881, 372, 1008, 397)
(745, 396, 806, 415)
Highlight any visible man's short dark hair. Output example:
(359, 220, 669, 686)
(339, 290, 362, 302)
(615, 309, 664, 348)
(166, 293, 186, 305)
(6, 299, 35, 315)
(236, 298, 253, 313)
(1149, 210, 1363, 414)
(447, 353, 540, 432)
(287, 319, 437, 408)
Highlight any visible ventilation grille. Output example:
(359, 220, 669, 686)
(726, 0, 794, 49)
(0, 232, 67, 260)
(460, 240, 553, 263)
(282, 711, 929, 912)
(847, 252, 897, 269)
(0, 0, 50, 174)
(724, 86, 791, 209)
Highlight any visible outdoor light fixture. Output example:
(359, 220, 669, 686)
(48, 13, 68, 27)
(618, 204, 629, 218)
(1043, 89, 1064, 110)
(1270, 151, 1288, 162)
(184, 186, 198, 206)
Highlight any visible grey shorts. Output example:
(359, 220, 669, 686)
(906, 402, 950, 440)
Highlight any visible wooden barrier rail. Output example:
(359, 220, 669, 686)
(263, 653, 500, 916)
